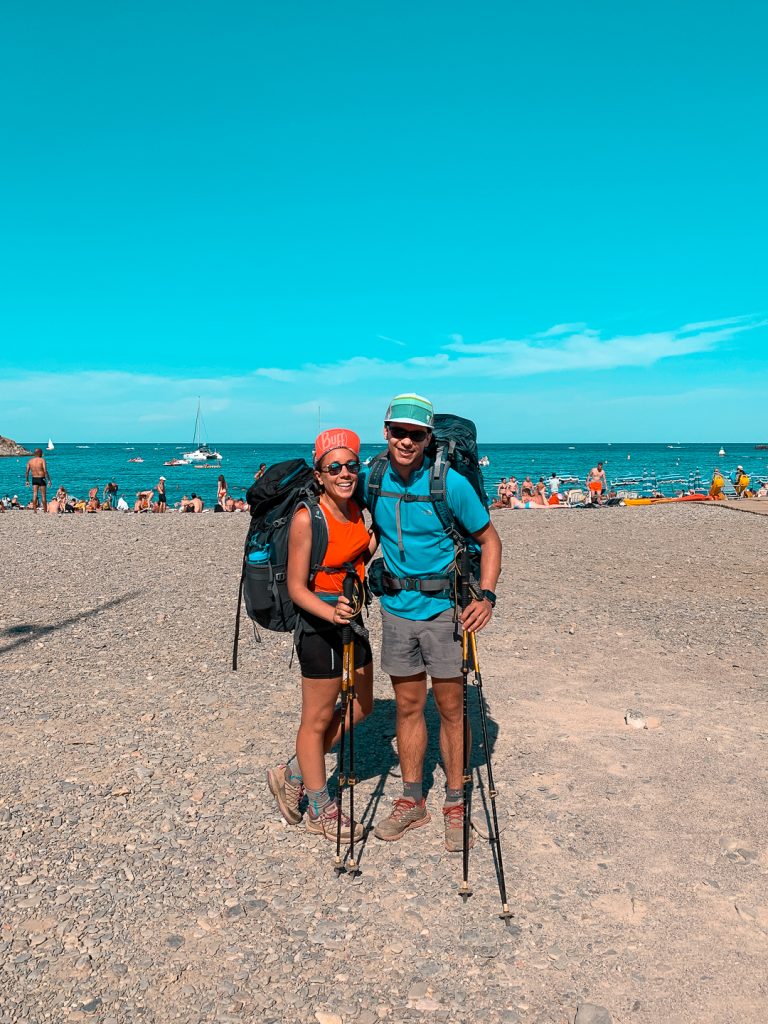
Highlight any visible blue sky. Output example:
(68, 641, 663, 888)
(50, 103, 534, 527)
(2, 1, 766, 443)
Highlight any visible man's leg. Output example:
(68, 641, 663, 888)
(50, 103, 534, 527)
(431, 677, 465, 791)
(41, 485, 48, 513)
(391, 673, 428, 786)
(433, 677, 476, 851)
(31, 484, 38, 512)
(373, 673, 431, 841)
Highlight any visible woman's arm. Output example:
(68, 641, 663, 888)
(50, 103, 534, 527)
(287, 509, 354, 625)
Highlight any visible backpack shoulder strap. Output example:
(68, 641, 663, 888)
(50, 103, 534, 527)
(365, 453, 389, 520)
(297, 494, 329, 582)
(429, 453, 462, 543)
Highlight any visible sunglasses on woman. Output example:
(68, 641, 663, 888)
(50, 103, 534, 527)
(320, 460, 361, 476)
(388, 425, 429, 442)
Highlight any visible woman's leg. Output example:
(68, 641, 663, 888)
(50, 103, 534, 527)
(321, 661, 373, 754)
(296, 675, 342, 792)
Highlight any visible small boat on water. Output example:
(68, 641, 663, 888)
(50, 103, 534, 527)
(184, 399, 222, 462)
(479, 455, 490, 467)
(128, 457, 144, 463)
(164, 458, 189, 467)
(719, 447, 726, 456)
(47, 439, 54, 451)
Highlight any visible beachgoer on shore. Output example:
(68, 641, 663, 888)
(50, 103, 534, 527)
(156, 476, 167, 513)
(217, 474, 227, 509)
(25, 448, 52, 512)
(102, 482, 119, 510)
(134, 489, 154, 513)
(267, 428, 378, 842)
(550, 472, 561, 497)
(709, 469, 725, 500)
(586, 462, 607, 504)
(358, 393, 501, 852)
(732, 465, 751, 498)
(179, 494, 204, 513)
(86, 487, 100, 513)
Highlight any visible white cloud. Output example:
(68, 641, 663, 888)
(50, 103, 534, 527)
(376, 334, 407, 347)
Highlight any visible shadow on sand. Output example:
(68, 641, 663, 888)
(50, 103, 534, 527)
(338, 681, 503, 873)
(0, 591, 141, 655)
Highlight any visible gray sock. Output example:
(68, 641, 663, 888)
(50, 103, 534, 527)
(285, 755, 302, 784)
(403, 780, 423, 804)
(306, 785, 331, 817)
(444, 786, 463, 806)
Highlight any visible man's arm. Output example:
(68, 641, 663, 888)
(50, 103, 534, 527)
(460, 520, 502, 633)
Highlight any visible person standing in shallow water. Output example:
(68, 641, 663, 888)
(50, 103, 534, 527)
(25, 448, 52, 512)
(267, 429, 378, 843)
(357, 393, 502, 852)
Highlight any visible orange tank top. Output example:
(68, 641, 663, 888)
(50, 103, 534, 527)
(311, 500, 369, 595)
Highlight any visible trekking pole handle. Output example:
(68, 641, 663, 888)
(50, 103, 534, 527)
(460, 546, 470, 611)
(341, 571, 357, 645)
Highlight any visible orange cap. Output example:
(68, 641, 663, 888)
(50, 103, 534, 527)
(313, 428, 360, 467)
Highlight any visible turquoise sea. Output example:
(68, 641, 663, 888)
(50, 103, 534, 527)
(3, 442, 766, 505)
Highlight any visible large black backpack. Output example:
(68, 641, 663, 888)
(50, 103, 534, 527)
(232, 459, 328, 669)
(364, 413, 488, 597)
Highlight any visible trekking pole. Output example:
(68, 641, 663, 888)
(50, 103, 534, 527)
(344, 572, 360, 877)
(468, 628, 513, 922)
(459, 549, 513, 921)
(232, 559, 246, 671)
(334, 573, 359, 876)
(459, 548, 473, 902)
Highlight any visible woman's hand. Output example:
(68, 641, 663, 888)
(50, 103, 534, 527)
(330, 596, 355, 625)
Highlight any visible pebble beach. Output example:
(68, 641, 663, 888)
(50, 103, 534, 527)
(1, 506, 766, 1024)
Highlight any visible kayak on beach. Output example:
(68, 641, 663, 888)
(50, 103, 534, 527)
(623, 494, 711, 506)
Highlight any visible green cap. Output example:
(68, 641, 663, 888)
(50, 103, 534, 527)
(384, 393, 434, 428)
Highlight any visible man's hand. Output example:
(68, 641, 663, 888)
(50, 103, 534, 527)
(459, 597, 493, 633)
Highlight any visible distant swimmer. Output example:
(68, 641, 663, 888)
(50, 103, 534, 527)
(586, 462, 607, 505)
(25, 448, 52, 512)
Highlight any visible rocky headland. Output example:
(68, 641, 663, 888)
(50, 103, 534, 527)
(0, 434, 32, 457)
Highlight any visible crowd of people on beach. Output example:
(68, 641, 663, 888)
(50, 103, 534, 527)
(1, 451, 270, 514)
(490, 462, 610, 508)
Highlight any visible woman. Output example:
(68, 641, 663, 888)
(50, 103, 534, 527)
(267, 429, 377, 842)
(216, 474, 227, 508)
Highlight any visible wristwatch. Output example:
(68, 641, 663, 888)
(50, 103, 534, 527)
(481, 589, 497, 607)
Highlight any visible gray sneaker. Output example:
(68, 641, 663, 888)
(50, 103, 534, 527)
(373, 798, 431, 842)
(306, 801, 364, 843)
(266, 764, 304, 825)
(443, 803, 476, 853)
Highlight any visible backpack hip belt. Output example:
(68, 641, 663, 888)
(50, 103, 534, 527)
(381, 570, 452, 595)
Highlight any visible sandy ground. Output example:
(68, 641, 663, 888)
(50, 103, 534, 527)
(1, 505, 766, 1024)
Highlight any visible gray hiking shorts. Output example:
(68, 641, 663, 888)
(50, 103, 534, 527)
(380, 607, 463, 679)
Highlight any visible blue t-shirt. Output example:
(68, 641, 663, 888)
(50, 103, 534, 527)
(360, 458, 490, 620)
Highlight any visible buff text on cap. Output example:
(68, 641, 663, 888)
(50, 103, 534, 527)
(313, 428, 361, 467)
(384, 393, 434, 428)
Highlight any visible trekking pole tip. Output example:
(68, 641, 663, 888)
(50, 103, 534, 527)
(458, 881, 473, 902)
(498, 904, 513, 922)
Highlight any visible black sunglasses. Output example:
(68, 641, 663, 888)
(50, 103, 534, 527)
(320, 460, 361, 477)
(388, 425, 429, 443)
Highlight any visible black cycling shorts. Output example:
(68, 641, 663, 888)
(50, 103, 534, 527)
(296, 614, 372, 680)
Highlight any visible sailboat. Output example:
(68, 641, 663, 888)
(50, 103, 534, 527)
(47, 438, 54, 451)
(183, 400, 222, 462)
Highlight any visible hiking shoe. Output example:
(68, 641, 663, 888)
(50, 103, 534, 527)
(443, 803, 476, 853)
(266, 764, 304, 825)
(306, 801, 364, 843)
(373, 797, 431, 842)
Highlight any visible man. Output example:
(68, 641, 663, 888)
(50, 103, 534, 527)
(359, 393, 502, 851)
(586, 461, 607, 504)
(549, 471, 561, 497)
(25, 448, 52, 512)
(156, 476, 167, 513)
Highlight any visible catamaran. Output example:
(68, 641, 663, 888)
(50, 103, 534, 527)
(184, 400, 222, 462)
